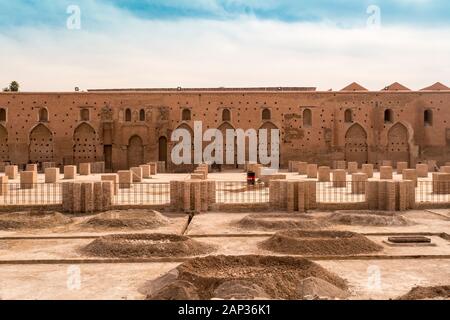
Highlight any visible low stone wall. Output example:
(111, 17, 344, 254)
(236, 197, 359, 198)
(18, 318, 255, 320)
(366, 180, 415, 211)
(170, 180, 216, 213)
(62, 181, 114, 213)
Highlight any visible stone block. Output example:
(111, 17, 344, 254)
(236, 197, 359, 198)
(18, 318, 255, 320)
(318, 166, 331, 182)
(402, 169, 418, 187)
(101, 174, 119, 195)
(140, 165, 151, 178)
(45, 167, 60, 183)
(361, 164, 374, 178)
(396, 162, 408, 174)
(351, 173, 368, 194)
(380, 166, 393, 180)
(26, 164, 38, 172)
(118, 170, 132, 189)
(64, 165, 77, 179)
(297, 162, 308, 175)
(332, 169, 346, 188)
(130, 167, 143, 182)
(0, 176, 8, 196)
(416, 164, 428, 178)
(5, 165, 18, 180)
(79, 163, 91, 176)
(20, 171, 37, 189)
(306, 164, 318, 179)
(347, 162, 358, 174)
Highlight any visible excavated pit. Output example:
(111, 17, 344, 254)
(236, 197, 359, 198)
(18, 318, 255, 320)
(398, 285, 450, 300)
(327, 210, 412, 227)
(82, 233, 215, 258)
(236, 213, 330, 231)
(0, 211, 72, 230)
(145, 255, 349, 300)
(259, 230, 383, 256)
(83, 210, 170, 230)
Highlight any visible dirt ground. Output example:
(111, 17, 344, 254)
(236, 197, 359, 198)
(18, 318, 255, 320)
(0, 208, 448, 300)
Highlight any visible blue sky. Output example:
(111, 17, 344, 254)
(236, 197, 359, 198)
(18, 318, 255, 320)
(0, 0, 449, 91)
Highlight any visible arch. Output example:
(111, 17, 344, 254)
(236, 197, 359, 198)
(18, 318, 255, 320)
(139, 109, 146, 121)
(127, 135, 144, 169)
(173, 123, 194, 171)
(222, 109, 231, 122)
(158, 136, 168, 165)
(384, 109, 393, 124)
(182, 108, 191, 121)
(73, 123, 97, 164)
(0, 108, 6, 122)
(258, 121, 280, 165)
(344, 109, 353, 123)
(345, 123, 368, 165)
(387, 122, 410, 165)
(303, 109, 312, 127)
(29, 123, 53, 163)
(80, 108, 90, 121)
(39, 108, 48, 122)
(424, 109, 433, 126)
(0, 124, 8, 162)
(218, 122, 236, 168)
(262, 108, 271, 121)
(125, 109, 132, 122)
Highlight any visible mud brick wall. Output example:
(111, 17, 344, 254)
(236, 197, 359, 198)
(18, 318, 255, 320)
(270, 180, 317, 213)
(366, 180, 415, 211)
(170, 180, 215, 213)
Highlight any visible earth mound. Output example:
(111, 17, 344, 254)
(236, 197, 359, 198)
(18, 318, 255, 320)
(259, 230, 383, 256)
(82, 233, 215, 258)
(398, 285, 450, 300)
(328, 210, 411, 226)
(145, 255, 349, 300)
(0, 211, 72, 230)
(83, 210, 169, 229)
(236, 214, 329, 231)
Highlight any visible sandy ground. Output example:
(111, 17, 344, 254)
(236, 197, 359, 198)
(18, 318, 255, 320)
(0, 208, 448, 300)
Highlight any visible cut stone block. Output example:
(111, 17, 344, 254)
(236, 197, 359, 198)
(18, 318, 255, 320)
(101, 174, 119, 195)
(45, 168, 60, 183)
(347, 162, 358, 174)
(79, 163, 91, 176)
(332, 169, 346, 188)
(416, 164, 428, 178)
(361, 164, 374, 178)
(396, 162, 408, 174)
(0, 176, 8, 196)
(140, 165, 151, 178)
(306, 164, 318, 179)
(380, 166, 393, 180)
(131, 167, 143, 182)
(20, 171, 37, 189)
(318, 166, 331, 182)
(26, 164, 38, 172)
(64, 165, 77, 179)
(118, 170, 132, 189)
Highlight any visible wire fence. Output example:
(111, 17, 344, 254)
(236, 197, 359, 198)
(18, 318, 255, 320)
(113, 183, 171, 205)
(316, 181, 367, 203)
(216, 181, 269, 204)
(0, 183, 62, 205)
(416, 180, 450, 203)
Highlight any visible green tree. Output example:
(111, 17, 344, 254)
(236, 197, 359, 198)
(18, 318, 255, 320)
(9, 81, 19, 92)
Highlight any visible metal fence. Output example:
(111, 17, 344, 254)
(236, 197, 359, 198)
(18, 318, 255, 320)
(0, 183, 62, 205)
(316, 181, 367, 203)
(112, 183, 170, 205)
(216, 181, 269, 204)
(416, 180, 450, 203)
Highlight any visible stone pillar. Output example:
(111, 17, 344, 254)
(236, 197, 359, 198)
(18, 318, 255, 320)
(416, 164, 428, 178)
(332, 169, 346, 188)
(287, 181, 296, 212)
(382, 160, 393, 167)
(297, 162, 308, 175)
(20, 171, 37, 189)
(81, 182, 94, 213)
(148, 162, 158, 175)
(361, 164, 374, 178)
(102, 181, 114, 211)
(352, 173, 368, 194)
(118, 170, 132, 189)
(306, 164, 318, 179)
(366, 180, 379, 210)
(79, 163, 91, 176)
(140, 165, 151, 178)
(396, 162, 408, 174)
(440, 166, 450, 173)
(380, 166, 393, 180)
(318, 166, 331, 182)
(183, 181, 191, 212)
(427, 160, 437, 172)
(94, 182, 104, 212)
(402, 169, 418, 187)
(347, 162, 358, 174)
(101, 174, 119, 195)
(45, 168, 60, 183)
(0, 176, 8, 196)
(64, 165, 77, 179)
(130, 167, 143, 182)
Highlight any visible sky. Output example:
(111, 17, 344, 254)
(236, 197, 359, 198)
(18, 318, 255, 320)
(0, 0, 449, 91)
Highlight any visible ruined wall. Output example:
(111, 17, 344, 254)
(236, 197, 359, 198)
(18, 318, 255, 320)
(0, 88, 449, 170)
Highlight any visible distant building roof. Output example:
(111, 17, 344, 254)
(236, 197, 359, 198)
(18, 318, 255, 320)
(420, 82, 450, 91)
(340, 82, 368, 92)
(382, 82, 411, 91)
